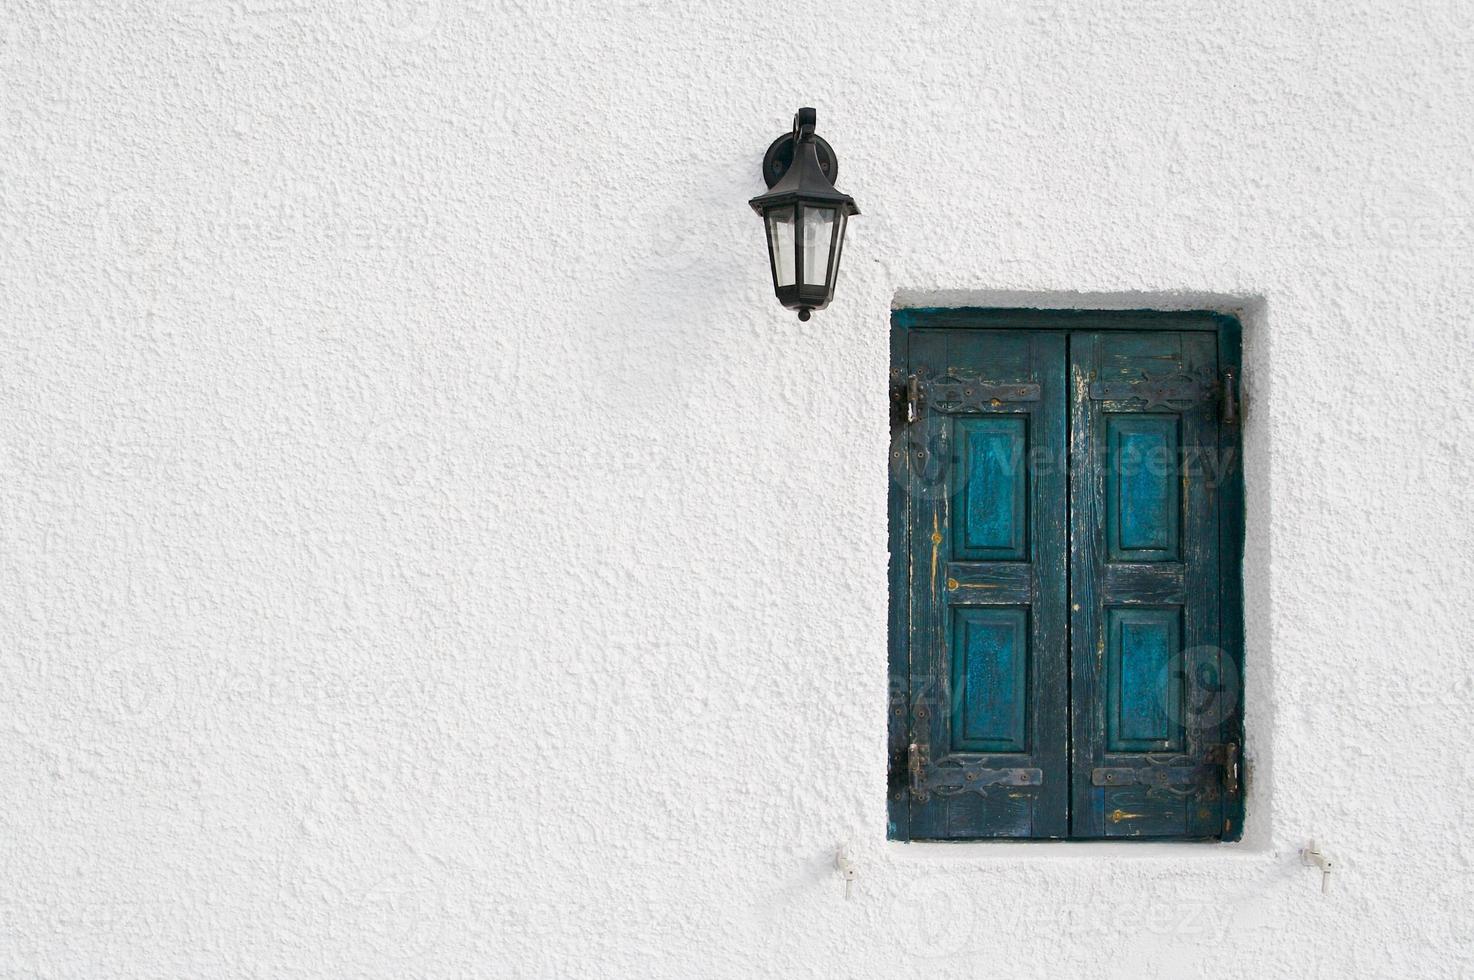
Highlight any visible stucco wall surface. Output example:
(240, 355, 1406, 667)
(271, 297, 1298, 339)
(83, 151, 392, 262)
(2, 0, 1473, 976)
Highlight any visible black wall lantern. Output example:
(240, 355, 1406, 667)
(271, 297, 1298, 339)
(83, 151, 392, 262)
(749, 108, 859, 321)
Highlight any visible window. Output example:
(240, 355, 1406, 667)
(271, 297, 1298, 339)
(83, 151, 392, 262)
(887, 309, 1245, 841)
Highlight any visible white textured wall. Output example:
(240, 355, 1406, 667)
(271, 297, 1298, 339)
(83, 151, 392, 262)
(3, 0, 1472, 976)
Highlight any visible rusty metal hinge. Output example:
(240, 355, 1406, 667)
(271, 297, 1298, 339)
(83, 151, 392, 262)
(1092, 766, 1210, 790)
(1089, 367, 1217, 411)
(1215, 741, 1241, 798)
(925, 374, 1041, 411)
(905, 375, 921, 423)
(900, 371, 1044, 421)
(1220, 368, 1240, 425)
(1092, 743, 1240, 795)
(926, 765, 1043, 794)
(908, 746, 1042, 800)
(908, 742, 928, 801)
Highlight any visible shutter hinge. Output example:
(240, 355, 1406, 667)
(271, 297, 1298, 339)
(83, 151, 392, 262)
(1091, 743, 1241, 796)
(1088, 367, 1215, 410)
(1092, 765, 1207, 789)
(905, 374, 921, 423)
(1221, 741, 1241, 798)
(1203, 741, 1242, 798)
(1221, 368, 1240, 425)
(910, 746, 1042, 799)
(908, 741, 928, 801)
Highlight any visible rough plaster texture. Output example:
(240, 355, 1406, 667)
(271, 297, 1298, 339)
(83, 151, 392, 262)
(2, 0, 1473, 976)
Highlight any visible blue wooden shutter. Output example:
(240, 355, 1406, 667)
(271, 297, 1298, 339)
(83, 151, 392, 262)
(1068, 329, 1241, 839)
(899, 329, 1069, 839)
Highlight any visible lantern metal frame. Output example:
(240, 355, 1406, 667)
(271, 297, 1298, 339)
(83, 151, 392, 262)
(749, 108, 860, 321)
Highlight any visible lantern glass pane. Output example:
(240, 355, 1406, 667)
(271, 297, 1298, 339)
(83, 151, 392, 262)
(801, 206, 836, 286)
(766, 207, 796, 287)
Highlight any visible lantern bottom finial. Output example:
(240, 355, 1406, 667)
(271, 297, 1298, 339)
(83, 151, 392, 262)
(797, 308, 812, 321)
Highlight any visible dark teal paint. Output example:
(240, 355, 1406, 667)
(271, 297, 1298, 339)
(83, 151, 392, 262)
(1108, 416, 1181, 559)
(1071, 328, 1224, 839)
(1217, 315, 1246, 842)
(889, 308, 1245, 842)
(952, 607, 1029, 753)
(891, 307, 1235, 333)
(956, 417, 1029, 560)
(902, 328, 1070, 840)
(1107, 608, 1182, 751)
(886, 318, 911, 842)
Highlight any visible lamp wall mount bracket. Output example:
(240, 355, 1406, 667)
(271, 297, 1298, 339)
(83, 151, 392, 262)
(761, 107, 839, 188)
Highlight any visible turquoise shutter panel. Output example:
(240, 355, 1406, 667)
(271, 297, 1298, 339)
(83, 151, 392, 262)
(1068, 330, 1241, 839)
(900, 329, 1069, 839)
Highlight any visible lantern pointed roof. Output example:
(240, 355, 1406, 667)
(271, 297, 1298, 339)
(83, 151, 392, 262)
(749, 110, 859, 216)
